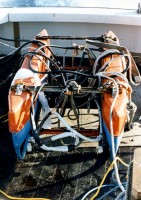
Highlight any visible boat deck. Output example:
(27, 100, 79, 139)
(0, 138, 137, 200)
(0, 57, 141, 200)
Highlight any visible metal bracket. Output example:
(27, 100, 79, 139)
(68, 81, 81, 94)
(137, 3, 141, 14)
(15, 84, 24, 95)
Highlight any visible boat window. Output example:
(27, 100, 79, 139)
(0, 0, 139, 9)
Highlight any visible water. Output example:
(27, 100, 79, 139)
(0, 0, 139, 9)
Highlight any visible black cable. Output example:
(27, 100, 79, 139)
(0, 40, 45, 64)
(0, 55, 24, 86)
(75, 94, 95, 108)
(67, 108, 80, 120)
(30, 107, 43, 146)
(102, 54, 130, 75)
(33, 82, 48, 102)
(25, 51, 67, 86)
(94, 52, 123, 72)
(33, 68, 98, 78)
(121, 54, 130, 74)
(34, 43, 57, 61)
(29, 57, 98, 78)
(27, 51, 127, 79)
(0, 36, 29, 42)
(76, 70, 92, 85)
(37, 93, 64, 133)
(73, 92, 90, 99)
(86, 47, 97, 65)
(37, 111, 50, 133)
(29, 83, 52, 146)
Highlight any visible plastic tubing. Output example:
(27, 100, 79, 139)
(94, 99, 103, 136)
(51, 132, 77, 141)
(30, 92, 70, 151)
(93, 49, 121, 74)
(30, 53, 51, 72)
(98, 72, 125, 192)
(125, 48, 140, 86)
(51, 71, 128, 146)
(32, 48, 66, 86)
(115, 191, 126, 200)
(101, 71, 128, 83)
(81, 184, 116, 200)
(0, 40, 45, 63)
(51, 111, 102, 143)
(40, 144, 69, 152)
(99, 53, 130, 73)
(89, 157, 128, 200)
(91, 72, 126, 193)
(98, 182, 126, 200)
(30, 98, 70, 152)
(98, 186, 119, 200)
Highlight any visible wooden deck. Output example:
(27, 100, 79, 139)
(0, 141, 136, 200)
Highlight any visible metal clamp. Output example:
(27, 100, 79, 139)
(15, 84, 24, 95)
(68, 81, 81, 93)
(137, 3, 141, 14)
(64, 81, 81, 95)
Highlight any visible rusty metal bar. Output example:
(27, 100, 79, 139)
(36, 35, 103, 40)
(39, 128, 99, 137)
(11, 85, 103, 93)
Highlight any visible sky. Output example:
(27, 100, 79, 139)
(0, 0, 140, 9)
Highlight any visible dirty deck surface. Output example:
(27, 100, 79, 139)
(0, 138, 136, 200)
(0, 58, 141, 200)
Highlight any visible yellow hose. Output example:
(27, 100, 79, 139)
(0, 189, 51, 200)
(0, 113, 7, 119)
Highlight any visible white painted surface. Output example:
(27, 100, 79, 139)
(0, 6, 141, 54)
(0, 9, 9, 24)
(0, 7, 141, 25)
(18, 22, 141, 54)
(7, 7, 141, 26)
